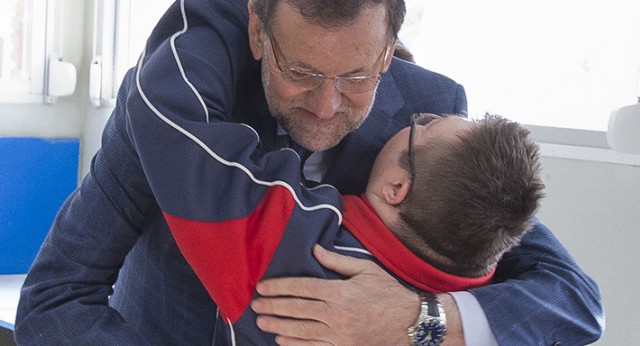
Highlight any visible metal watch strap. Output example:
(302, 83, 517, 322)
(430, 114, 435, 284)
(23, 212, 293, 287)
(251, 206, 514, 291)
(422, 292, 442, 318)
(407, 292, 447, 346)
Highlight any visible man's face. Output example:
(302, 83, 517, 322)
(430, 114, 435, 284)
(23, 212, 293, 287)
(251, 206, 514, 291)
(248, 2, 394, 151)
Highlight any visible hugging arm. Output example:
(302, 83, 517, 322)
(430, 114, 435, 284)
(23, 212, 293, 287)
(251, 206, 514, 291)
(471, 219, 604, 344)
(15, 1, 266, 344)
(251, 78, 603, 344)
(253, 220, 604, 345)
(14, 73, 158, 345)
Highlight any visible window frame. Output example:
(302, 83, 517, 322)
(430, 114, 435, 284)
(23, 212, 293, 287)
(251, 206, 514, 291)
(528, 125, 640, 166)
(0, 0, 49, 103)
(399, 0, 640, 165)
(90, 0, 174, 108)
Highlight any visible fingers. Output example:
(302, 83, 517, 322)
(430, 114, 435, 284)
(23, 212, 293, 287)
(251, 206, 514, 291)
(255, 315, 332, 345)
(256, 276, 341, 300)
(251, 291, 353, 345)
(312, 244, 375, 277)
(252, 246, 418, 345)
(251, 296, 330, 321)
(274, 335, 333, 346)
(256, 246, 380, 300)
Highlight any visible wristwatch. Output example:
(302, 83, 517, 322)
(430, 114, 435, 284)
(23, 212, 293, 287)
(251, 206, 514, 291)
(407, 292, 447, 346)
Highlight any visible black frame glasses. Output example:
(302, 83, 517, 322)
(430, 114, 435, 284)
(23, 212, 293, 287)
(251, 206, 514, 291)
(408, 113, 443, 183)
(267, 34, 392, 94)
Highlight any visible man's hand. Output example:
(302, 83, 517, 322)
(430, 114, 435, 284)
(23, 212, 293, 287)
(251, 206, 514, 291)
(251, 245, 419, 345)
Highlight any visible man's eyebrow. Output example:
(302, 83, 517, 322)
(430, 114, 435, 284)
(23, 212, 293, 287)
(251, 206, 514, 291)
(291, 61, 372, 77)
(342, 66, 371, 76)
(286, 50, 379, 76)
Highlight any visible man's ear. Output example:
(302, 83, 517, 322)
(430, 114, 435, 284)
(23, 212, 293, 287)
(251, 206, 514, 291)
(247, 1, 265, 60)
(382, 178, 411, 206)
(381, 42, 397, 73)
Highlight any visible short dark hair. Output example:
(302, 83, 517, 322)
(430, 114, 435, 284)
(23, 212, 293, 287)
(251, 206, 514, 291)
(251, 0, 406, 42)
(396, 114, 544, 277)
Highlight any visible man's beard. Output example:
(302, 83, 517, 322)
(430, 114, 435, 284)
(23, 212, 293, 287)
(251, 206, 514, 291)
(262, 61, 375, 152)
(271, 105, 369, 152)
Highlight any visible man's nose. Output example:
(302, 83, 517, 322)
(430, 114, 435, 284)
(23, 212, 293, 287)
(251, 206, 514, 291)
(309, 79, 341, 120)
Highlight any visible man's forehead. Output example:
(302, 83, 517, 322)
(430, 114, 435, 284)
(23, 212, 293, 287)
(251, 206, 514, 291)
(270, 0, 389, 29)
(270, 3, 390, 73)
(271, 1, 389, 44)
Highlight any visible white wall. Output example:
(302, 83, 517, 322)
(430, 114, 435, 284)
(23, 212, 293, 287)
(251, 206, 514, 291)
(537, 157, 640, 345)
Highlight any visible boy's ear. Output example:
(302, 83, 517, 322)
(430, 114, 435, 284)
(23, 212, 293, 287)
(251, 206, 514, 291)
(247, 1, 265, 60)
(382, 178, 411, 206)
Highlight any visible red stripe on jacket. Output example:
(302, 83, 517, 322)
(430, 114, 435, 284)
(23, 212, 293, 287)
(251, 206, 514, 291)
(164, 185, 295, 323)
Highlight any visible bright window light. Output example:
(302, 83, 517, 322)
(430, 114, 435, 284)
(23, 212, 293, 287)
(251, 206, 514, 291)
(0, 0, 44, 102)
(91, 0, 173, 107)
(402, 0, 640, 132)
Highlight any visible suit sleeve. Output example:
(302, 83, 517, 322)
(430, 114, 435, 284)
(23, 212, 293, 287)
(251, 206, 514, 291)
(15, 71, 159, 345)
(472, 219, 605, 344)
(14, 0, 263, 344)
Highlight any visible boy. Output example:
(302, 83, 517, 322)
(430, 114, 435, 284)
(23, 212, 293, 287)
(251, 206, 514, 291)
(165, 114, 544, 345)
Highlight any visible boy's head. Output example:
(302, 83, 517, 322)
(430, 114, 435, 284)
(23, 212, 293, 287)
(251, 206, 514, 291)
(366, 114, 544, 277)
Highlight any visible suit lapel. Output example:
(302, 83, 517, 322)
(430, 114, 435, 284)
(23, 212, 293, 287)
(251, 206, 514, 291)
(323, 69, 407, 195)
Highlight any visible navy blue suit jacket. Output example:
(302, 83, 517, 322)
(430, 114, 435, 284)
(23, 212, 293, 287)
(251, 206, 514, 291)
(15, 0, 603, 345)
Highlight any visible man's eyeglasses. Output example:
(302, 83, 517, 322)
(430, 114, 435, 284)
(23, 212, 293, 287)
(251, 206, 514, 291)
(408, 113, 443, 183)
(267, 34, 392, 94)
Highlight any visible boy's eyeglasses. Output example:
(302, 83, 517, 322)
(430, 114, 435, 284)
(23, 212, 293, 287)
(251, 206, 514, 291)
(408, 113, 443, 183)
(267, 34, 392, 94)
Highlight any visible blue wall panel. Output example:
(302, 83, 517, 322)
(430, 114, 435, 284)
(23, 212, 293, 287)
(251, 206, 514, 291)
(0, 137, 79, 274)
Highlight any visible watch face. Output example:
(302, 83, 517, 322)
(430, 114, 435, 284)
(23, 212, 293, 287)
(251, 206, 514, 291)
(416, 319, 446, 346)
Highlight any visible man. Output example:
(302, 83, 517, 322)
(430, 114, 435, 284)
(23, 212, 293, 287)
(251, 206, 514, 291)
(165, 114, 545, 345)
(15, 0, 604, 345)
